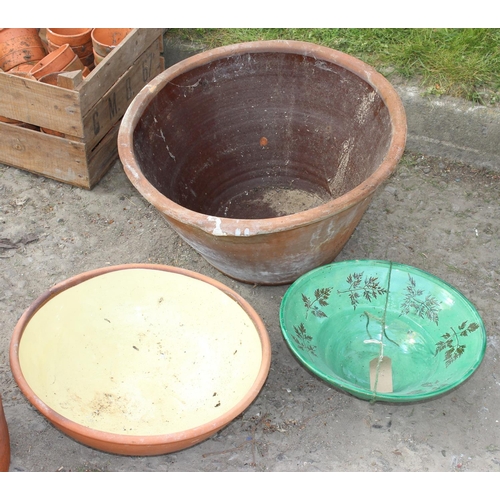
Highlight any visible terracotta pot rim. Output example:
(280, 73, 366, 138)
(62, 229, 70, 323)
(91, 28, 132, 58)
(0, 28, 39, 41)
(28, 43, 76, 78)
(8, 61, 37, 73)
(46, 28, 92, 46)
(47, 28, 92, 34)
(9, 263, 271, 455)
(47, 39, 93, 56)
(118, 39, 407, 235)
(40, 127, 65, 137)
(38, 71, 66, 84)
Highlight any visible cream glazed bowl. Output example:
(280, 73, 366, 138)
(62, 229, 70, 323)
(10, 264, 271, 456)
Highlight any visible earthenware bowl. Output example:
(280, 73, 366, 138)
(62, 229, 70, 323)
(0, 394, 10, 471)
(280, 260, 486, 402)
(10, 264, 271, 455)
(118, 40, 406, 285)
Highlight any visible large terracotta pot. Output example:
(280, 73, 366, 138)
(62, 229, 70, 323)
(0, 394, 10, 472)
(118, 40, 407, 285)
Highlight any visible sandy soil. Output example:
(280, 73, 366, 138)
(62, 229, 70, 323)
(0, 151, 499, 472)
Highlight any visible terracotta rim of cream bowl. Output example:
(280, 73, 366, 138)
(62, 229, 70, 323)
(10, 264, 272, 456)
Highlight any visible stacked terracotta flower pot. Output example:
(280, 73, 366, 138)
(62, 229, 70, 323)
(45, 28, 94, 70)
(1, 28, 135, 78)
(0, 29, 44, 126)
(0, 28, 46, 73)
(91, 28, 132, 65)
(0, 28, 134, 132)
(28, 43, 90, 81)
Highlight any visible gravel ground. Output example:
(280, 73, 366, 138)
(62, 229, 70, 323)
(0, 150, 499, 474)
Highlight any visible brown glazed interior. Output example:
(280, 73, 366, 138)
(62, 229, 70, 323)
(119, 41, 406, 284)
(132, 48, 393, 220)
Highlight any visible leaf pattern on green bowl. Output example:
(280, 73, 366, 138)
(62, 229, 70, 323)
(400, 274, 441, 325)
(435, 320, 480, 366)
(337, 272, 387, 309)
(292, 323, 317, 356)
(280, 260, 486, 402)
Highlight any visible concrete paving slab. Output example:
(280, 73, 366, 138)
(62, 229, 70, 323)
(396, 85, 500, 172)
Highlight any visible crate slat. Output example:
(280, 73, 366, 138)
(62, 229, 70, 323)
(79, 29, 164, 114)
(0, 122, 89, 186)
(82, 37, 163, 150)
(0, 73, 82, 136)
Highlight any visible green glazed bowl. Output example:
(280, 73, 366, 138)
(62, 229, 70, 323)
(280, 260, 486, 402)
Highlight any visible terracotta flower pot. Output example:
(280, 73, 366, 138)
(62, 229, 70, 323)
(92, 48, 104, 65)
(46, 28, 92, 47)
(0, 115, 23, 125)
(46, 29, 94, 68)
(91, 28, 132, 57)
(61, 54, 86, 73)
(0, 394, 10, 472)
(0, 28, 46, 72)
(118, 40, 407, 285)
(47, 42, 94, 70)
(47, 39, 93, 58)
(28, 44, 77, 80)
(8, 63, 37, 77)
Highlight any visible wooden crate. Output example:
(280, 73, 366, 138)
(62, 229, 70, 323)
(0, 28, 165, 189)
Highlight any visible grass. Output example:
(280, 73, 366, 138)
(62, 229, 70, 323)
(164, 28, 500, 105)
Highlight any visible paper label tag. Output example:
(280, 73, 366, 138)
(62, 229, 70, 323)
(370, 356, 393, 393)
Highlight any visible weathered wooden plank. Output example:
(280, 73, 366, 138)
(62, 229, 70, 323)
(57, 70, 84, 90)
(81, 38, 164, 151)
(0, 122, 89, 186)
(0, 72, 83, 136)
(86, 122, 121, 187)
(79, 28, 164, 115)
